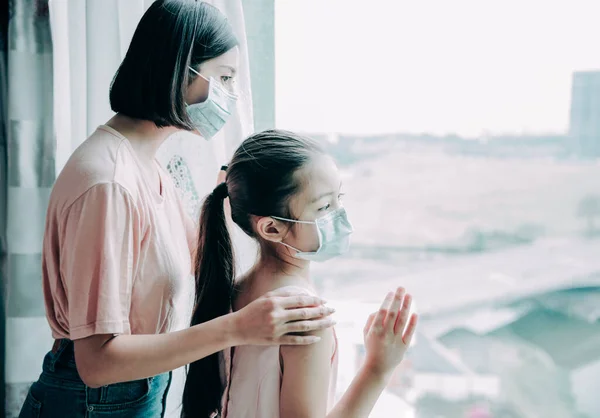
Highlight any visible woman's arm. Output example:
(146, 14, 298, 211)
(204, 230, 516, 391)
(279, 288, 417, 418)
(75, 288, 335, 388)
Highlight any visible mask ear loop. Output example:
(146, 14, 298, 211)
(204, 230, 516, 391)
(188, 66, 209, 82)
(270, 216, 323, 256)
(268, 216, 302, 254)
(188, 66, 239, 102)
(270, 215, 314, 225)
(278, 241, 302, 254)
(185, 66, 212, 108)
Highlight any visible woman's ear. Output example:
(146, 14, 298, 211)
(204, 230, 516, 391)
(255, 216, 288, 243)
(185, 71, 210, 104)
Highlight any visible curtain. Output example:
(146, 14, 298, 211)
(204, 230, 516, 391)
(0, 0, 8, 414)
(3, 1, 255, 416)
(3, 0, 54, 416)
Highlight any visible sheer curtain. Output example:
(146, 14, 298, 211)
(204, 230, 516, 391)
(4, 1, 54, 415)
(3, 0, 254, 416)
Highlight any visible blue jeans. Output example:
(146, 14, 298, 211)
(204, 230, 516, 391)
(18, 339, 172, 418)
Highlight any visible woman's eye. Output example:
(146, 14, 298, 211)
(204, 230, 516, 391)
(318, 203, 331, 212)
(221, 76, 233, 84)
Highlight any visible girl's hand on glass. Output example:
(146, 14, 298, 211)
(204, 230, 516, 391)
(362, 287, 418, 380)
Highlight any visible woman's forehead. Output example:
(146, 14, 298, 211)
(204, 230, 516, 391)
(201, 47, 239, 72)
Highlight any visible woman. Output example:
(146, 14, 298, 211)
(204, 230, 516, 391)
(19, 2, 333, 417)
(183, 130, 418, 418)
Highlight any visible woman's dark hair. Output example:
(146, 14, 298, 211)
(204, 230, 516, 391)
(110, 0, 238, 130)
(181, 130, 325, 417)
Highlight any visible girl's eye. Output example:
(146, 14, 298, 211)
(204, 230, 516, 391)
(318, 203, 331, 212)
(221, 76, 233, 84)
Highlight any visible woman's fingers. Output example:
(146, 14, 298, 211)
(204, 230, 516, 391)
(277, 294, 325, 309)
(283, 318, 336, 334)
(278, 334, 322, 345)
(282, 305, 335, 322)
(402, 313, 418, 346)
(265, 288, 326, 307)
(263, 287, 297, 298)
(394, 293, 412, 335)
(385, 287, 405, 331)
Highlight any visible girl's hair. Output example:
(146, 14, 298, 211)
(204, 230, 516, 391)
(110, 0, 238, 130)
(181, 130, 325, 417)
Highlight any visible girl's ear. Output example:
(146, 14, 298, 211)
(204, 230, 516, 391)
(255, 216, 288, 243)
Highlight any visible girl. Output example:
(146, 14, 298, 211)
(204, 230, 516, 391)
(184, 130, 418, 418)
(20, 2, 333, 417)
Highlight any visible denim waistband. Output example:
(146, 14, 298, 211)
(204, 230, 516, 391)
(47, 339, 77, 369)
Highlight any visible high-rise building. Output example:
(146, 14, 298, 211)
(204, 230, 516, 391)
(569, 71, 600, 158)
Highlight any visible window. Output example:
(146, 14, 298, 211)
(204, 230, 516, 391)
(276, 1, 600, 417)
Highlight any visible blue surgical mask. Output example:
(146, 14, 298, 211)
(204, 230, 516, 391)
(186, 67, 238, 140)
(272, 207, 354, 262)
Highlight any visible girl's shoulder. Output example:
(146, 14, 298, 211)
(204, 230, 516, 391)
(235, 272, 319, 310)
(270, 274, 318, 295)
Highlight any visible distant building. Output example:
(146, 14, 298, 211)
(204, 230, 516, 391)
(569, 71, 600, 158)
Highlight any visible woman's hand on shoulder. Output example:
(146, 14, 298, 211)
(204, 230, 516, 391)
(231, 286, 336, 346)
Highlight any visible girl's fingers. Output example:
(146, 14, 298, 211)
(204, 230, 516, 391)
(373, 292, 394, 332)
(364, 312, 376, 335)
(386, 287, 405, 332)
(394, 293, 412, 335)
(401, 313, 418, 346)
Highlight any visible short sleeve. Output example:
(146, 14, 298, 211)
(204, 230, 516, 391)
(60, 182, 141, 340)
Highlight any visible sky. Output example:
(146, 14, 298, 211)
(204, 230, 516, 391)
(275, 0, 600, 136)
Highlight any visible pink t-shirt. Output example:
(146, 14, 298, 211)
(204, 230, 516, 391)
(42, 125, 196, 340)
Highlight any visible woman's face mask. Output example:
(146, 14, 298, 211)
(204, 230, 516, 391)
(272, 207, 354, 262)
(186, 67, 238, 140)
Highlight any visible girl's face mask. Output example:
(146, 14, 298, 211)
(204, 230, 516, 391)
(272, 207, 354, 262)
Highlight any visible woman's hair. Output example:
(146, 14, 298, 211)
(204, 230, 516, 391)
(181, 130, 325, 417)
(110, 0, 238, 130)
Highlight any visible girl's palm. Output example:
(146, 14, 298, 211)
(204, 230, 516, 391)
(363, 288, 418, 378)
